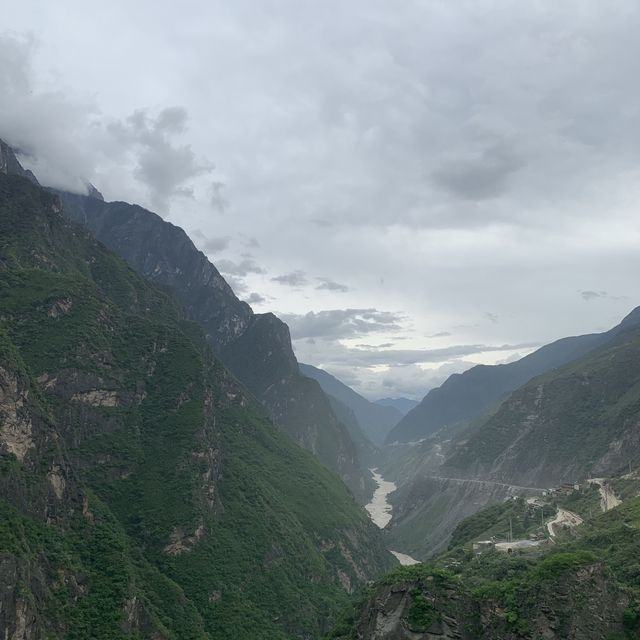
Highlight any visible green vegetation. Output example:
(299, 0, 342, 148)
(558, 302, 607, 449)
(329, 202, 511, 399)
(449, 497, 554, 548)
(0, 173, 390, 639)
(553, 483, 602, 519)
(328, 489, 640, 639)
(611, 477, 640, 502)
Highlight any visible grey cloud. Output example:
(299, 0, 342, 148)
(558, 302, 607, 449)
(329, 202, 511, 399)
(431, 142, 524, 201)
(271, 270, 308, 287)
(5, 4, 640, 398)
(244, 292, 267, 305)
(579, 290, 627, 302)
(484, 312, 499, 324)
(107, 107, 213, 211)
(210, 180, 228, 213)
(216, 257, 265, 276)
(280, 308, 405, 340)
(200, 235, 231, 254)
(581, 290, 608, 301)
(0, 34, 218, 212)
(427, 331, 452, 338)
(241, 236, 261, 249)
(222, 274, 248, 295)
(302, 343, 538, 368)
(316, 278, 350, 293)
(0, 35, 98, 193)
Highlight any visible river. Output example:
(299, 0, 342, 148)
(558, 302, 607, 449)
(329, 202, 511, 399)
(365, 468, 420, 566)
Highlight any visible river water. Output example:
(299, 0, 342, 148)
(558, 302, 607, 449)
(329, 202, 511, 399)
(365, 468, 420, 566)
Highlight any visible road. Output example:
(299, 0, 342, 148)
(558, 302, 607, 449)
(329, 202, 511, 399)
(547, 508, 583, 537)
(425, 475, 545, 492)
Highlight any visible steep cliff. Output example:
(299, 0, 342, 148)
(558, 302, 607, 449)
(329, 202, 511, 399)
(0, 172, 393, 639)
(55, 185, 369, 499)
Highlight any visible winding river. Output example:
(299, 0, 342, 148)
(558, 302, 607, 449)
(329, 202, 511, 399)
(365, 468, 420, 566)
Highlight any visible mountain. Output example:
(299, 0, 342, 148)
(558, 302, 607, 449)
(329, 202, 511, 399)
(328, 491, 640, 639)
(299, 363, 402, 446)
(443, 311, 640, 487)
(0, 170, 394, 639)
(374, 397, 418, 416)
(54, 181, 369, 499)
(379, 308, 640, 559)
(386, 311, 640, 444)
(0, 139, 39, 185)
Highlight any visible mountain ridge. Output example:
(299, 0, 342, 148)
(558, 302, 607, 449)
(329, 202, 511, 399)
(387, 308, 640, 444)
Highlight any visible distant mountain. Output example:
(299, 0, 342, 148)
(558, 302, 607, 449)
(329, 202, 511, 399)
(299, 363, 403, 446)
(54, 184, 370, 499)
(374, 397, 418, 416)
(443, 310, 640, 487)
(386, 311, 640, 444)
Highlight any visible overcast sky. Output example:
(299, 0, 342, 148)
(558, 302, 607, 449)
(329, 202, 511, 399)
(2, 0, 640, 399)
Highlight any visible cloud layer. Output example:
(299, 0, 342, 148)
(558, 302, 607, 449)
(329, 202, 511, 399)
(3, 2, 640, 397)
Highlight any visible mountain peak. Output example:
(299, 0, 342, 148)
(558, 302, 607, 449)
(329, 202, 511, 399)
(0, 138, 40, 185)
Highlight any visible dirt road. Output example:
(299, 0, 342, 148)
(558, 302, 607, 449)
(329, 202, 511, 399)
(547, 508, 583, 537)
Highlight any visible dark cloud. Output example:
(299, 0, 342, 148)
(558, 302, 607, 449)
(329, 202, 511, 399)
(316, 278, 350, 293)
(271, 270, 308, 287)
(280, 308, 405, 340)
(431, 142, 524, 201)
(216, 257, 265, 276)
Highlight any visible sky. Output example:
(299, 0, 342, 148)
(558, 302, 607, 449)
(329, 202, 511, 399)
(2, 0, 640, 399)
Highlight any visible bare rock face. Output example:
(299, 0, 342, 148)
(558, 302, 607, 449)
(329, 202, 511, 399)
(0, 366, 34, 462)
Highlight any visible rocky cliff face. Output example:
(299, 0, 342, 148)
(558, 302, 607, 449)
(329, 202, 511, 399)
(55, 186, 370, 499)
(329, 564, 630, 640)
(0, 172, 393, 639)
